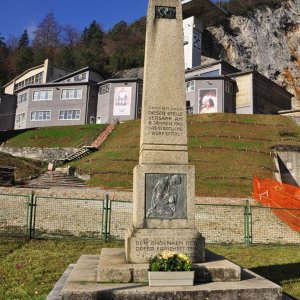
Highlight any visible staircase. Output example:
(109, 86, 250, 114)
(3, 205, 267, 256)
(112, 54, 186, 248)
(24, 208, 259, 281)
(54, 123, 116, 166)
(27, 170, 87, 188)
(91, 123, 116, 148)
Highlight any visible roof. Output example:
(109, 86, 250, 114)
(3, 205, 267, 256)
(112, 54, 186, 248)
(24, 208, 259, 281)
(52, 66, 105, 83)
(182, 0, 226, 25)
(14, 81, 93, 93)
(4, 60, 72, 88)
(112, 67, 144, 80)
(185, 59, 240, 74)
(3, 63, 44, 88)
(98, 78, 142, 85)
(185, 75, 235, 82)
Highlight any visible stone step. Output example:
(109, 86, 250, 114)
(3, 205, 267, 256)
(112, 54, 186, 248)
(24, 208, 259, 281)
(58, 254, 283, 300)
(27, 171, 87, 188)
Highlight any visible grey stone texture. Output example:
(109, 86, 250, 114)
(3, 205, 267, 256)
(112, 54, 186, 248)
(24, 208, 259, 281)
(0, 147, 79, 162)
(131, 164, 196, 229)
(61, 254, 282, 300)
(203, 0, 300, 108)
(97, 248, 239, 284)
(125, 0, 205, 265)
(125, 227, 205, 264)
(46, 264, 75, 300)
(139, 0, 188, 165)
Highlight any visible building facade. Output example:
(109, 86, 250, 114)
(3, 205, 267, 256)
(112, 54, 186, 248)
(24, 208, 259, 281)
(97, 78, 143, 124)
(4, 59, 71, 95)
(14, 67, 104, 129)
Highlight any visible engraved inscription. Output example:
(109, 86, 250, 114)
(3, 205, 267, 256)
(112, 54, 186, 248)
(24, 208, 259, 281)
(134, 239, 202, 257)
(146, 106, 184, 137)
(145, 174, 187, 219)
(155, 6, 176, 19)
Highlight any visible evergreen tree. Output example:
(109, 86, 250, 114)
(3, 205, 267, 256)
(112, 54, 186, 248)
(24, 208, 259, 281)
(0, 34, 8, 89)
(77, 20, 105, 71)
(16, 30, 34, 73)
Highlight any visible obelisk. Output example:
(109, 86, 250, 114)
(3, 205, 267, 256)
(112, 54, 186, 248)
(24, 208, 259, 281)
(125, 0, 205, 264)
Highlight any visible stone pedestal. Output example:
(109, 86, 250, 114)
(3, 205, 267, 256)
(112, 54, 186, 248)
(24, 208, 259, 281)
(126, 227, 205, 264)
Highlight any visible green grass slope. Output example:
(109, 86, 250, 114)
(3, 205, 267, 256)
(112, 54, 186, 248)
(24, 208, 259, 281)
(3, 124, 107, 148)
(69, 113, 300, 197)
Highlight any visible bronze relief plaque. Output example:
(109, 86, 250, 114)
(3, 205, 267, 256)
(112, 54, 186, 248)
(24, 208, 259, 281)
(145, 173, 187, 219)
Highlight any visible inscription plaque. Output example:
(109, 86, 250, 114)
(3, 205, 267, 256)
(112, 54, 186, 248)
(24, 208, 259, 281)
(145, 105, 184, 137)
(145, 173, 187, 219)
(155, 6, 176, 19)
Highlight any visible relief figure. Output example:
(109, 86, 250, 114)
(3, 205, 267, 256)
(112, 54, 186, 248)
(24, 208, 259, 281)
(146, 174, 182, 218)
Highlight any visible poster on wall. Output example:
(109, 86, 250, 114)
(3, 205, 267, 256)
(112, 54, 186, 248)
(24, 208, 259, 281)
(198, 88, 217, 114)
(113, 87, 132, 116)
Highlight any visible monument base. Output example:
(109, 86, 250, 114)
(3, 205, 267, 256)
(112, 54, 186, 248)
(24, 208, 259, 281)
(97, 248, 240, 283)
(125, 226, 205, 264)
(55, 253, 283, 300)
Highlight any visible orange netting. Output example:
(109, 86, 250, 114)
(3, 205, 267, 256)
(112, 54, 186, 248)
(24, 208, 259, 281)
(253, 176, 300, 232)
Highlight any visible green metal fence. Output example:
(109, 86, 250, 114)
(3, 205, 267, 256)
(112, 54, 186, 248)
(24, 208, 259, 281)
(0, 192, 299, 244)
(0, 193, 30, 237)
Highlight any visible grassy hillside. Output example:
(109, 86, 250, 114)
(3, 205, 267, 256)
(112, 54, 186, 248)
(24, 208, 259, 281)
(3, 124, 107, 148)
(69, 113, 300, 197)
(0, 152, 43, 180)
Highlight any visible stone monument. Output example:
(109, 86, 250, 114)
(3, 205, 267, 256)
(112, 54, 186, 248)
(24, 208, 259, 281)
(56, 1, 282, 298)
(125, 0, 205, 264)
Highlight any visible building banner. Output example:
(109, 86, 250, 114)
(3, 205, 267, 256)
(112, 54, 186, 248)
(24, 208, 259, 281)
(113, 87, 132, 116)
(198, 88, 217, 114)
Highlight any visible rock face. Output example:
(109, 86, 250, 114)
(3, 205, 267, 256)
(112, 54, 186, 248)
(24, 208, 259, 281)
(203, 0, 300, 108)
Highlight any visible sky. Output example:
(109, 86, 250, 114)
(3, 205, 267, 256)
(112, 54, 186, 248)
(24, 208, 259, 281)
(0, 0, 148, 41)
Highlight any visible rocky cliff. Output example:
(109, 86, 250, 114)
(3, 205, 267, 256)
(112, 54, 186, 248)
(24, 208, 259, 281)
(203, 0, 300, 109)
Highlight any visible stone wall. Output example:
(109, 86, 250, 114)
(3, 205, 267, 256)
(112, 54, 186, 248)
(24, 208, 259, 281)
(0, 147, 79, 162)
(275, 150, 300, 186)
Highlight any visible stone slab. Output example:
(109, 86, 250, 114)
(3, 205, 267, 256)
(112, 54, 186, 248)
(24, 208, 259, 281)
(97, 248, 240, 284)
(132, 164, 196, 230)
(61, 254, 282, 300)
(125, 227, 205, 263)
(46, 264, 75, 300)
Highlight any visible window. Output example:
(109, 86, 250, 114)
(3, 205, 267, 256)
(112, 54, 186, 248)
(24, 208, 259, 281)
(61, 89, 82, 100)
(31, 111, 51, 121)
(14, 72, 43, 91)
(74, 73, 87, 82)
(99, 84, 110, 95)
(225, 81, 233, 94)
(33, 90, 53, 101)
(16, 113, 26, 123)
(17, 92, 27, 104)
(186, 81, 195, 92)
(59, 110, 80, 120)
(34, 72, 43, 83)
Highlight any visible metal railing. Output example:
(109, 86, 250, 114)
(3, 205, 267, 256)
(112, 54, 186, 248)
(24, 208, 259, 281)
(1, 193, 299, 244)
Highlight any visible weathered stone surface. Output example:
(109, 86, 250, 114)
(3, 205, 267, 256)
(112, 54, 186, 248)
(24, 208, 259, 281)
(0, 147, 79, 162)
(97, 249, 132, 283)
(62, 255, 282, 300)
(97, 248, 239, 284)
(193, 250, 241, 283)
(139, 0, 188, 165)
(125, 228, 205, 264)
(203, 0, 300, 108)
(132, 164, 196, 229)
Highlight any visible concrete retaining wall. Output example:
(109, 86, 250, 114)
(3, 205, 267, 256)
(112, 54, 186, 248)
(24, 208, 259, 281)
(0, 147, 79, 162)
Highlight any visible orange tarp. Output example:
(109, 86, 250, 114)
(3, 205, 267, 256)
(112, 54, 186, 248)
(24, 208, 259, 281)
(253, 177, 300, 232)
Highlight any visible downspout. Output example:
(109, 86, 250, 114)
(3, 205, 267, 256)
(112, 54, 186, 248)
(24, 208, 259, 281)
(85, 84, 90, 124)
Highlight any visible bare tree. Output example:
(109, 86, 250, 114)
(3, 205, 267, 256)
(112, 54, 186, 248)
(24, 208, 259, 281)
(32, 11, 61, 58)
